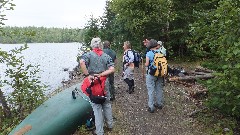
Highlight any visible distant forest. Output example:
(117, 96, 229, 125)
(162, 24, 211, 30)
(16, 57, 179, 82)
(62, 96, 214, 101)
(0, 26, 84, 44)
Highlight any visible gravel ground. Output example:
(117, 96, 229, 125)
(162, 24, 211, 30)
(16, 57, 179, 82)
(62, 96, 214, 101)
(106, 67, 206, 135)
(69, 62, 209, 135)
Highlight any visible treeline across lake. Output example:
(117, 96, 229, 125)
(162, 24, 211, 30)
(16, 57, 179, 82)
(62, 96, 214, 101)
(0, 26, 84, 44)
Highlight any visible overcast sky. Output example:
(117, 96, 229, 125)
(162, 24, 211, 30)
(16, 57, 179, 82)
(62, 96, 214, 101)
(4, 0, 107, 28)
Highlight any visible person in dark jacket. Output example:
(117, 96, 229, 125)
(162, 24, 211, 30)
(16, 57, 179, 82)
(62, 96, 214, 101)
(103, 40, 117, 101)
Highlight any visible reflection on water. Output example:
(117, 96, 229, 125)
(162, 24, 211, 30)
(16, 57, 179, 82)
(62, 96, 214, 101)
(0, 43, 81, 94)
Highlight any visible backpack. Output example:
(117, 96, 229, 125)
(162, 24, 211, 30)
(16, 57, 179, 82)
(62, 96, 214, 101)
(81, 76, 107, 104)
(148, 51, 168, 77)
(126, 50, 141, 68)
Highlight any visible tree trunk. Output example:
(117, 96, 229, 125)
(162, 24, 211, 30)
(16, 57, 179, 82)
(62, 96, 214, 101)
(0, 89, 11, 118)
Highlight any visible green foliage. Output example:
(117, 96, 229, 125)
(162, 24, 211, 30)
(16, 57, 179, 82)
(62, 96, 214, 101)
(168, 0, 199, 57)
(0, 26, 84, 44)
(99, 0, 116, 43)
(111, 0, 172, 41)
(190, 0, 240, 117)
(0, 0, 15, 28)
(0, 45, 47, 134)
(0, 1, 47, 134)
(83, 0, 173, 53)
(83, 15, 100, 46)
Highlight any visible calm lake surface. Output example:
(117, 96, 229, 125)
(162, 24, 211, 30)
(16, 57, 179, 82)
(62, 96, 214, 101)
(0, 43, 82, 94)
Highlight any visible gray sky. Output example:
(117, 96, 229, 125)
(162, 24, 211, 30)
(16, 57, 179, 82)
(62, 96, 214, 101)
(4, 0, 107, 28)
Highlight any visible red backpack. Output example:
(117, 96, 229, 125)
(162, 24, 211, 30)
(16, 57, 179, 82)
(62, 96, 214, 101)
(81, 76, 107, 104)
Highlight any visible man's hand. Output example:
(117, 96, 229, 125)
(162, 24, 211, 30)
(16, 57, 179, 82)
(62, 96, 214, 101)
(88, 75, 94, 81)
(93, 74, 101, 78)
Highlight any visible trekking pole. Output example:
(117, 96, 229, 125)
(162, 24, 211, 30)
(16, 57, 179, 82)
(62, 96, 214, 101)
(162, 77, 165, 86)
(142, 58, 145, 81)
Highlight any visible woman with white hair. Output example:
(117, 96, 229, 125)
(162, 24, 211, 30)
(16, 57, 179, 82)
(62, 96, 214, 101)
(80, 37, 114, 135)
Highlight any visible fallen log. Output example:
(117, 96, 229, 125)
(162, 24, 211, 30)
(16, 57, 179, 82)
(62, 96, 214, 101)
(172, 80, 193, 87)
(168, 74, 214, 81)
(195, 67, 213, 73)
(188, 71, 210, 76)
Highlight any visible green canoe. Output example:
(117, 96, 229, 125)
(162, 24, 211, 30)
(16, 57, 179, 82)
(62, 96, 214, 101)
(9, 83, 92, 135)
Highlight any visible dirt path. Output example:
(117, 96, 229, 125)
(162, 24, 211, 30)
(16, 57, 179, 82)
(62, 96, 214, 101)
(107, 67, 206, 135)
(71, 61, 208, 135)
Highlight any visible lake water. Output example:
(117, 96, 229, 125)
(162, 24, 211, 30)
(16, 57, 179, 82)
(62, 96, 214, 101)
(0, 43, 82, 94)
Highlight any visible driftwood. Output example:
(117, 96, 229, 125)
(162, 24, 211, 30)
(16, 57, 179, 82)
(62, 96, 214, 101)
(189, 71, 210, 75)
(195, 66, 213, 73)
(172, 80, 193, 87)
(168, 67, 214, 99)
(168, 74, 214, 82)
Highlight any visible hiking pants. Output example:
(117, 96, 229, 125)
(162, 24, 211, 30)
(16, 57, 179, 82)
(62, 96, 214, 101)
(123, 66, 134, 90)
(91, 78, 113, 135)
(146, 74, 164, 110)
(108, 73, 115, 99)
(92, 100, 113, 135)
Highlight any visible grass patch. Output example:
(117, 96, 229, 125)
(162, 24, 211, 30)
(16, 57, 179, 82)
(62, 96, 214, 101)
(194, 108, 237, 135)
(74, 125, 89, 135)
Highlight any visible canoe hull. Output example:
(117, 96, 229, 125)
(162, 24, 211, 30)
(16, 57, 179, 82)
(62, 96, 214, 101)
(9, 83, 92, 135)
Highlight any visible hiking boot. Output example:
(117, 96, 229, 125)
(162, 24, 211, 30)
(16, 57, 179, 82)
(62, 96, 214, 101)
(132, 86, 135, 92)
(128, 86, 135, 94)
(92, 130, 97, 135)
(86, 126, 95, 131)
(148, 107, 154, 113)
(105, 127, 113, 132)
(154, 104, 163, 109)
(107, 128, 113, 132)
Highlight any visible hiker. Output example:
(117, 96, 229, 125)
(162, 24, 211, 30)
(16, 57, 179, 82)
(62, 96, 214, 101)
(143, 38, 150, 55)
(157, 41, 167, 57)
(122, 41, 135, 94)
(103, 40, 117, 101)
(80, 37, 114, 135)
(145, 39, 164, 113)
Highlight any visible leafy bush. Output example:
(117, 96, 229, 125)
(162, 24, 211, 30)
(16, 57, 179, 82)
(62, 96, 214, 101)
(190, 0, 240, 117)
(0, 44, 46, 134)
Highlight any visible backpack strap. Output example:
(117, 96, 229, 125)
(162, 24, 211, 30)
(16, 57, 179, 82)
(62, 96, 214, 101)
(147, 50, 160, 74)
(96, 77, 105, 96)
(125, 50, 131, 62)
(123, 50, 132, 68)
